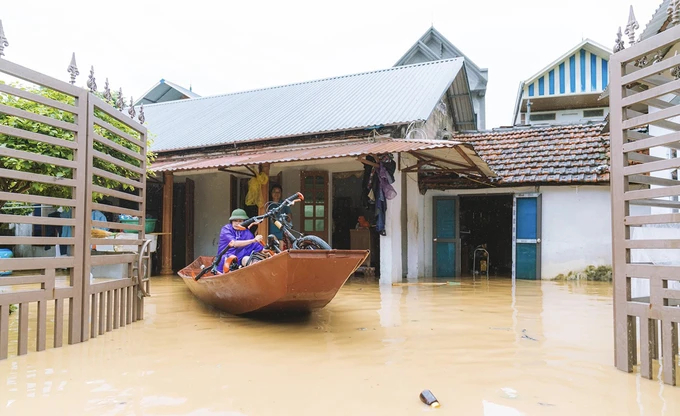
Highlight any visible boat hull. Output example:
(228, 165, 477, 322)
(177, 249, 369, 315)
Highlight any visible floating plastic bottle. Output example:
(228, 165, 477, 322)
(419, 390, 440, 408)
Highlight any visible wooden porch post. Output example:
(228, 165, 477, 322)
(160, 171, 174, 275)
(258, 164, 270, 238)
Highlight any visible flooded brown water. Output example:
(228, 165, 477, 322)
(1, 276, 679, 415)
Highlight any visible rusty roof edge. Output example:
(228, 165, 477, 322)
(150, 137, 483, 173)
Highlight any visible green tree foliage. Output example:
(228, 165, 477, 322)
(0, 82, 155, 210)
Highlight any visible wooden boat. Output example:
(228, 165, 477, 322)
(177, 249, 370, 315)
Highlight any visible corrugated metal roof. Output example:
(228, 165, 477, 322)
(150, 137, 496, 178)
(135, 79, 200, 106)
(142, 59, 468, 152)
(640, 1, 670, 41)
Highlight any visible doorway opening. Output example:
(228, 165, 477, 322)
(332, 172, 379, 273)
(459, 194, 513, 277)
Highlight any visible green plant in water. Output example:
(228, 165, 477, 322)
(583, 265, 612, 281)
(552, 265, 612, 282)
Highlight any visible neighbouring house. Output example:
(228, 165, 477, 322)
(143, 58, 495, 283)
(512, 39, 611, 126)
(135, 78, 200, 106)
(395, 27, 488, 130)
(420, 123, 612, 280)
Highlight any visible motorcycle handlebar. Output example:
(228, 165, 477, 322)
(233, 192, 304, 231)
(284, 192, 304, 204)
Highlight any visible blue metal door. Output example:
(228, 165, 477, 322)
(433, 197, 459, 277)
(513, 194, 541, 280)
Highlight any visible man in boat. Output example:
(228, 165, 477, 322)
(216, 208, 264, 271)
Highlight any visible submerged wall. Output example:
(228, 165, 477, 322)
(540, 186, 612, 278)
(411, 185, 616, 279)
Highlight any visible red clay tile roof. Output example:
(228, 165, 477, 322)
(452, 123, 610, 185)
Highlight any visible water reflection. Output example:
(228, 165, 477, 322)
(378, 284, 402, 328)
(0, 276, 678, 415)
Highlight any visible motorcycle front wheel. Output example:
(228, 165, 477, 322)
(292, 235, 331, 250)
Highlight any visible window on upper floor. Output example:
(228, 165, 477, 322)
(583, 109, 604, 118)
(529, 113, 556, 122)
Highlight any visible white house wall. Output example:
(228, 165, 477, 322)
(179, 172, 233, 259)
(526, 107, 609, 126)
(540, 186, 612, 278)
(419, 97, 456, 139)
(379, 159, 403, 284)
(406, 171, 426, 279)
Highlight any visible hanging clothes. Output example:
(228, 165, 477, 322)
(360, 154, 398, 236)
(375, 154, 398, 236)
(245, 172, 269, 207)
(378, 163, 397, 200)
(380, 154, 396, 183)
(361, 155, 377, 209)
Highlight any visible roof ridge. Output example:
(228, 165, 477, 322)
(455, 122, 607, 136)
(141, 58, 465, 109)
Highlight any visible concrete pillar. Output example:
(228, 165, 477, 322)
(406, 171, 425, 279)
(379, 155, 403, 285)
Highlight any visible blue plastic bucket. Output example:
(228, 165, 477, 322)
(0, 248, 13, 276)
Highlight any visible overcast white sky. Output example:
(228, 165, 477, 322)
(1, 0, 660, 129)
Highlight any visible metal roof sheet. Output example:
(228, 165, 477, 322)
(640, 1, 670, 41)
(135, 79, 200, 106)
(150, 137, 496, 178)
(142, 59, 467, 152)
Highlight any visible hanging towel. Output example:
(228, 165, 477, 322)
(245, 172, 269, 207)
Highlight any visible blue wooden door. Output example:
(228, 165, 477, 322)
(433, 197, 459, 278)
(513, 194, 541, 280)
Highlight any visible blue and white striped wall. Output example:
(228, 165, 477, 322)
(525, 49, 609, 98)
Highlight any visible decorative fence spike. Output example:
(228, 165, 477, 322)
(671, 52, 680, 79)
(103, 78, 112, 102)
(87, 66, 97, 92)
(634, 55, 649, 67)
(138, 103, 145, 124)
(669, 0, 680, 26)
(67, 53, 79, 85)
(116, 88, 125, 111)
(625, 6, 639, 46)
(128, 97, 136, 119)
(653, 50, 664, 64)
(614, 27, 625, 53)
(0, 20, 8, 58)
